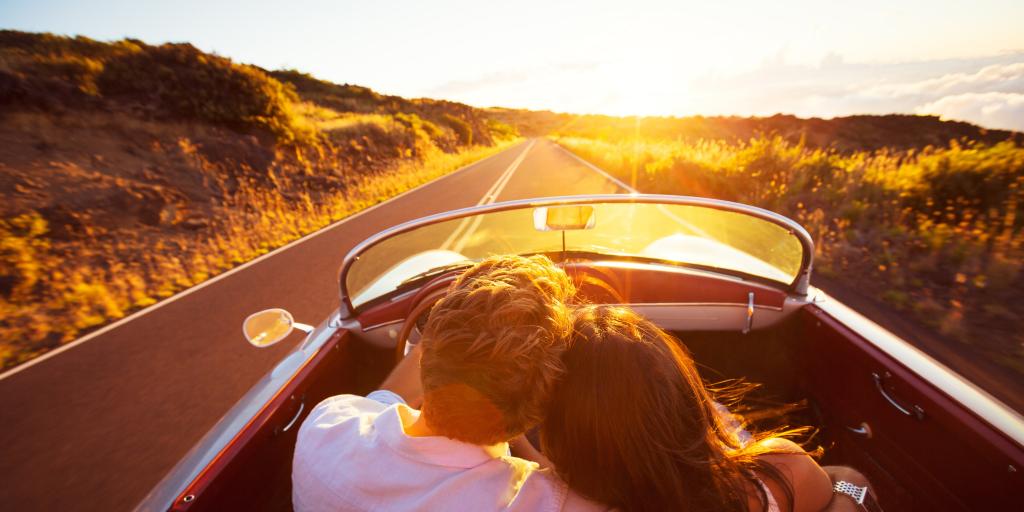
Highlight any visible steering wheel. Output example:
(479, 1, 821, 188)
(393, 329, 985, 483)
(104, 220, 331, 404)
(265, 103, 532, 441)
(394, 273, 459, 363)
(563, 263, 627, 304)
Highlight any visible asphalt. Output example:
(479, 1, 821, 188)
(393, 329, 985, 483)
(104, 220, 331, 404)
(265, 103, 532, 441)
(0, 138, 627, 511)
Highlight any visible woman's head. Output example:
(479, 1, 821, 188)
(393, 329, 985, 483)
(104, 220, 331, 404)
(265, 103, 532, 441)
(541, 305, 776, 512)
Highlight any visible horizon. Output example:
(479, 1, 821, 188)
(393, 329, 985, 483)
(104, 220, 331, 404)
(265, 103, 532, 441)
(2, 0, 1023, 130)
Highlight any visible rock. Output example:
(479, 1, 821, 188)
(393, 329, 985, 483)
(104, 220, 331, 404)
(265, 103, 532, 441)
(38, 204, 86, 240)
(180, 215, 209, 230)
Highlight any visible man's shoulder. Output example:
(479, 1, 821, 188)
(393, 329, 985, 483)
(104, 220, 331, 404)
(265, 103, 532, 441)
(293, 394, 394, 508)
(306, 392, 390, 424)
(295, 394, 388, 453)
(314, 393, 390, 415)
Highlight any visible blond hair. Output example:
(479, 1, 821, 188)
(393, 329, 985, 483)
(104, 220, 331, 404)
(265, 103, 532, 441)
(419, 254, 575, 445)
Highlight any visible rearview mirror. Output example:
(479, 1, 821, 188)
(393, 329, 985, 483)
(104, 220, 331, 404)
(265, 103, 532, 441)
(533, 205, 596, 231)
(243, 308, 299, 348)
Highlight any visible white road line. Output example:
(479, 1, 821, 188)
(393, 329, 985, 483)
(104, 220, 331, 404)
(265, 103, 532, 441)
(554, 141, 712, 238)
(442, 139, 535, 252)
(554, 142, 638, 192)
(438, 160, 509, 250)
(0, 141, 528, 382)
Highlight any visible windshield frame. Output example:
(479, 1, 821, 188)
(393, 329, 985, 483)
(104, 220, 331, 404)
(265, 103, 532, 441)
(337, 194, 815, 314)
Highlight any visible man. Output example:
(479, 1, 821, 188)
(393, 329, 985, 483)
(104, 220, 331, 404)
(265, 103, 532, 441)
(292, 255, 604, 511)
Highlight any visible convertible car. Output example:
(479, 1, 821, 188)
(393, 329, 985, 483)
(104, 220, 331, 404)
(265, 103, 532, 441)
(137, 195, 1024, 511)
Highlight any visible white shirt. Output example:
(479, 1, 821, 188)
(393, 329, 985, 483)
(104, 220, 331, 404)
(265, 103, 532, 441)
(292, 391, 607, 512)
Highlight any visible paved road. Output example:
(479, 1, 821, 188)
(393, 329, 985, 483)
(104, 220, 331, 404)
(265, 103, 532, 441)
(0, 138, 627, 511)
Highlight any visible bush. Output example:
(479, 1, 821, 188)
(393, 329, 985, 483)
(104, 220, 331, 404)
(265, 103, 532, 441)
(485, 118, 519, 141)
(559, 135, 1024, 387)
(0, 213, 51, 299)
(98, 43, 305, 141)
(441, 113, 473, 145)
(19, 54, 104, 95)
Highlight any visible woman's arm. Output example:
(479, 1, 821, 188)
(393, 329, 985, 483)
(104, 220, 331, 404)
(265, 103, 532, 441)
(509, 434, 554, 469)
(751, 438, 833, 512)
(820, 466, 874, 512)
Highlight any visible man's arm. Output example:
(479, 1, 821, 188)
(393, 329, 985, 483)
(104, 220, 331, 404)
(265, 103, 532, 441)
(376, 342, 424, 408)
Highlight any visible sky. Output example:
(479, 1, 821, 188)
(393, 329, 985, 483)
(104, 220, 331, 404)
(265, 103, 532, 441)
(3, 0, 1024, 130)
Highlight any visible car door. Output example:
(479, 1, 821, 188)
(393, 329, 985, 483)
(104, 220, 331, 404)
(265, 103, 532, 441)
(798, 301, 1024, 510)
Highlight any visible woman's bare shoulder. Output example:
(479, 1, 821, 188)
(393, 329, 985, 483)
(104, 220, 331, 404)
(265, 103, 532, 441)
(749, 438, 833, 512)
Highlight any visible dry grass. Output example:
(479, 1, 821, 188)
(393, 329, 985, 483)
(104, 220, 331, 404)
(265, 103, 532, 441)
(0, 140, 516, 369)
(559, 136, 1024, 380)
(1, 30, 523, 370)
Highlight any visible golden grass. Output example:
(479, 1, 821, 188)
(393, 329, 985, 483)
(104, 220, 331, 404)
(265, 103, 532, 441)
(0, 140, 517, 369)
(558, 135, 1024, 378)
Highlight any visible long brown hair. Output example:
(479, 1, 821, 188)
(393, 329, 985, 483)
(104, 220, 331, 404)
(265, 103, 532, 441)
(541, 305, 806, 512)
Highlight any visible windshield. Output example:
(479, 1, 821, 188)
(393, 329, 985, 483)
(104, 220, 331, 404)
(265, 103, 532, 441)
(343, 196, 811, 309)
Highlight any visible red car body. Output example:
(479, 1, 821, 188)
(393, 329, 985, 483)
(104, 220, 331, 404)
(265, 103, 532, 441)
(137, 195, 1024, 511)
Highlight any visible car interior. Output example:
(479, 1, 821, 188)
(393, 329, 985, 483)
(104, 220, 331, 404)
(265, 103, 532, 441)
(166, 260, 1021, 512)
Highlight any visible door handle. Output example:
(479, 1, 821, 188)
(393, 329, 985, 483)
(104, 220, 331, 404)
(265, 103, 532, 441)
(276, 394, 306, 435)
(846, 422, 873, 438)
(873, 372, 925, 420)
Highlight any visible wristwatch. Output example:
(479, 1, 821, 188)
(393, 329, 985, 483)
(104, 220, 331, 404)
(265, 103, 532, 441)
(833, 480, 868, 505)
(834, 480, 883, 511)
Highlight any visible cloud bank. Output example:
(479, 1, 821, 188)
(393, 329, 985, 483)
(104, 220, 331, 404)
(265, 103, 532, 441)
(917, 92, 1024, 131)
(427, 52, 1024, 132)
(690, 52, 1024, 131)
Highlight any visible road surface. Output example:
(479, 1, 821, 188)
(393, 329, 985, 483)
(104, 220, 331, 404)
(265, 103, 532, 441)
(0, 138, 627, 511)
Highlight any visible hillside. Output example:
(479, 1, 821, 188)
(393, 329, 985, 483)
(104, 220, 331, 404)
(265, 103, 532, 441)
(3, 29, 1022, 376)
(0, 30, 517, 368)
(490, 108, 1024, 152)
(558, 134, 1024, 410)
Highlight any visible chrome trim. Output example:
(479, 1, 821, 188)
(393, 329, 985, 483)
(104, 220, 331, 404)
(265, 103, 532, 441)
(846, 422, 873, 438)
(389, 289, 420, 303)
(337, 194, 815, 312)
(743, 292, 755, 334)
(599, 301, 784, 312)
(873, 372, 925, 420)
(361, 319, 405, 332)
(280, 400, 305, 433)
(813, 289, 1024, 448)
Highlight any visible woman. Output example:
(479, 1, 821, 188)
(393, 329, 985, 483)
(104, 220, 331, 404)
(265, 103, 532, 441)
(538, 305, 835, 512)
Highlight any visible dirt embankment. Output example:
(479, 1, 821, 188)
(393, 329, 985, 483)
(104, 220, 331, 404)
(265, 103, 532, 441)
(0, 30, 517, 368)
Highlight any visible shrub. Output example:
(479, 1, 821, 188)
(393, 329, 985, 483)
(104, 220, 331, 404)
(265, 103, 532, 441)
(441, 113, 473, 146)
(98, 43, 306, 141)
(17, 54, 104, 95)
(0, 212, 51, 299)
(559, 135, 1024, 390)
(486, 118, 519, 141)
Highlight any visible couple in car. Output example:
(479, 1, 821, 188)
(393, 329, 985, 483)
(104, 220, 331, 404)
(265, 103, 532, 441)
(293, 255, 873, 511)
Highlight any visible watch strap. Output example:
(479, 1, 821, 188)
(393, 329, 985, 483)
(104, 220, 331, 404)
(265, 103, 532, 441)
(833, 480, 868, 504)
(833, 479, 884, 511)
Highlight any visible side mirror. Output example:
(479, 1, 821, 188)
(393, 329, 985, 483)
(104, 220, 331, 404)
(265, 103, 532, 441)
(533, 205, 596, 231)
(243, 308, 312, 348)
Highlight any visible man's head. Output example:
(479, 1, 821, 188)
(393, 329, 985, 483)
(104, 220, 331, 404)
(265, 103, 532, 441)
(418, 254, 575, 445)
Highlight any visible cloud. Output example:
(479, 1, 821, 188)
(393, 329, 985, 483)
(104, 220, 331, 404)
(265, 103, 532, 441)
(864, 62, 1024, 98)
(423, 62, 599, 99)
(916, 92, 1024, 131)
(689, 52, 1024, 131)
